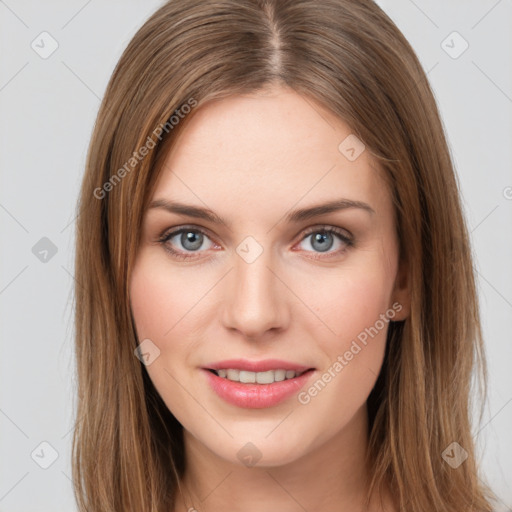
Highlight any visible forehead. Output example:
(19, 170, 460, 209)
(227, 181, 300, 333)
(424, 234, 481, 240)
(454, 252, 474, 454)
(152, 87, 389, 221)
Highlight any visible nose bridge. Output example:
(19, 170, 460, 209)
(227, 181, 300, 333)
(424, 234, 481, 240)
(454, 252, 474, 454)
(221, 241, 288, 338)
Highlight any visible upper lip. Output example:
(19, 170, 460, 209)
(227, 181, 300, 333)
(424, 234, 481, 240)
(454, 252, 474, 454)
(204, 359, 314, 373)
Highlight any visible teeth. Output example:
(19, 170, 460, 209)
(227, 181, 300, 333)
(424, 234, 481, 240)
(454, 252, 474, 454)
(256, 370, 276, 384)
(213, 368, 306, 384)
(274, 369, 286, 382)
(226, 369, 239, 380)
(239, 370, 256, 383)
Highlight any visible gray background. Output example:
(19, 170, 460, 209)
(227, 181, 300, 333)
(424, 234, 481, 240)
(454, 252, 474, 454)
(0, 0, 511, 510)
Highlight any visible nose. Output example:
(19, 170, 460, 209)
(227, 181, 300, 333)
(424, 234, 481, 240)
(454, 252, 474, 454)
(221, 250, 290, 340)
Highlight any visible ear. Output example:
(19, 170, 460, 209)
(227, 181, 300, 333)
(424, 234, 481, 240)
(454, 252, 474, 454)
(390, 256, 411, 321)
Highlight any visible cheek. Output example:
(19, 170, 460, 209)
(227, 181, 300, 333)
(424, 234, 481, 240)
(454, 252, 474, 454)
(292, 257, 395, 406)
(130, 254, 203, 340)
(129, 255, 206, 425)
(299, 260, 395, 347)
(129, 253, 215, 393)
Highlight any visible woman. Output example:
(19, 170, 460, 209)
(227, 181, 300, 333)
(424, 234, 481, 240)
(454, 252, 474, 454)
(72, 0, 496, 510)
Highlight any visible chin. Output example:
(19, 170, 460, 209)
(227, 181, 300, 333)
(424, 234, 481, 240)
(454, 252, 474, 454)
(203, 428, 316, 469)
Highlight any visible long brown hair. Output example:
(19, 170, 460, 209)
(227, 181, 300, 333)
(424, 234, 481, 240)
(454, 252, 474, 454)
(72, 0, 495, 510)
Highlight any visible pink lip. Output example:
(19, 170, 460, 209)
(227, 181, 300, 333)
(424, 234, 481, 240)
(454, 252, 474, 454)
(202, 367, 315, 409)
(205, 358, 312, 373)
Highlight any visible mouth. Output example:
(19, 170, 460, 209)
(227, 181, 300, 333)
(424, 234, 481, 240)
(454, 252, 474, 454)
(202, 359, 316, 408)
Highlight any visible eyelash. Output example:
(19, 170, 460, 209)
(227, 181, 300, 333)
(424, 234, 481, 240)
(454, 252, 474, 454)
(157, 225, 354, 261)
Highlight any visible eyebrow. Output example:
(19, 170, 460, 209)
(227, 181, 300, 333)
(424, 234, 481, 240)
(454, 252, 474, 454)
(148, 198, 375, 225)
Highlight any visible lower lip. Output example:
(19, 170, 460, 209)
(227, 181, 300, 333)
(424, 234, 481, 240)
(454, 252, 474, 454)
(203, 368, 315, 409)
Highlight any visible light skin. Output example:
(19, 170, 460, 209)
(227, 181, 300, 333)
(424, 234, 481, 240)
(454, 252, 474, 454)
(129, 84, 410, 512)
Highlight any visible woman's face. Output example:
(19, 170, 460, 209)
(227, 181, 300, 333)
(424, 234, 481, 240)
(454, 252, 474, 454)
(130, 85, 409, 467)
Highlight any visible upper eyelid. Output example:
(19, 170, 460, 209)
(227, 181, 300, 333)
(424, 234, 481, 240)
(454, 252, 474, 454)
(302, 225, 352, 239)
(160, 225, 215, 242)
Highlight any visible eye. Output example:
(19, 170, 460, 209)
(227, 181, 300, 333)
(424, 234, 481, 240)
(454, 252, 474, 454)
(157, 224, 354, 261)
(158, 226, 219, 260)
(296, 226, 353, 258)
